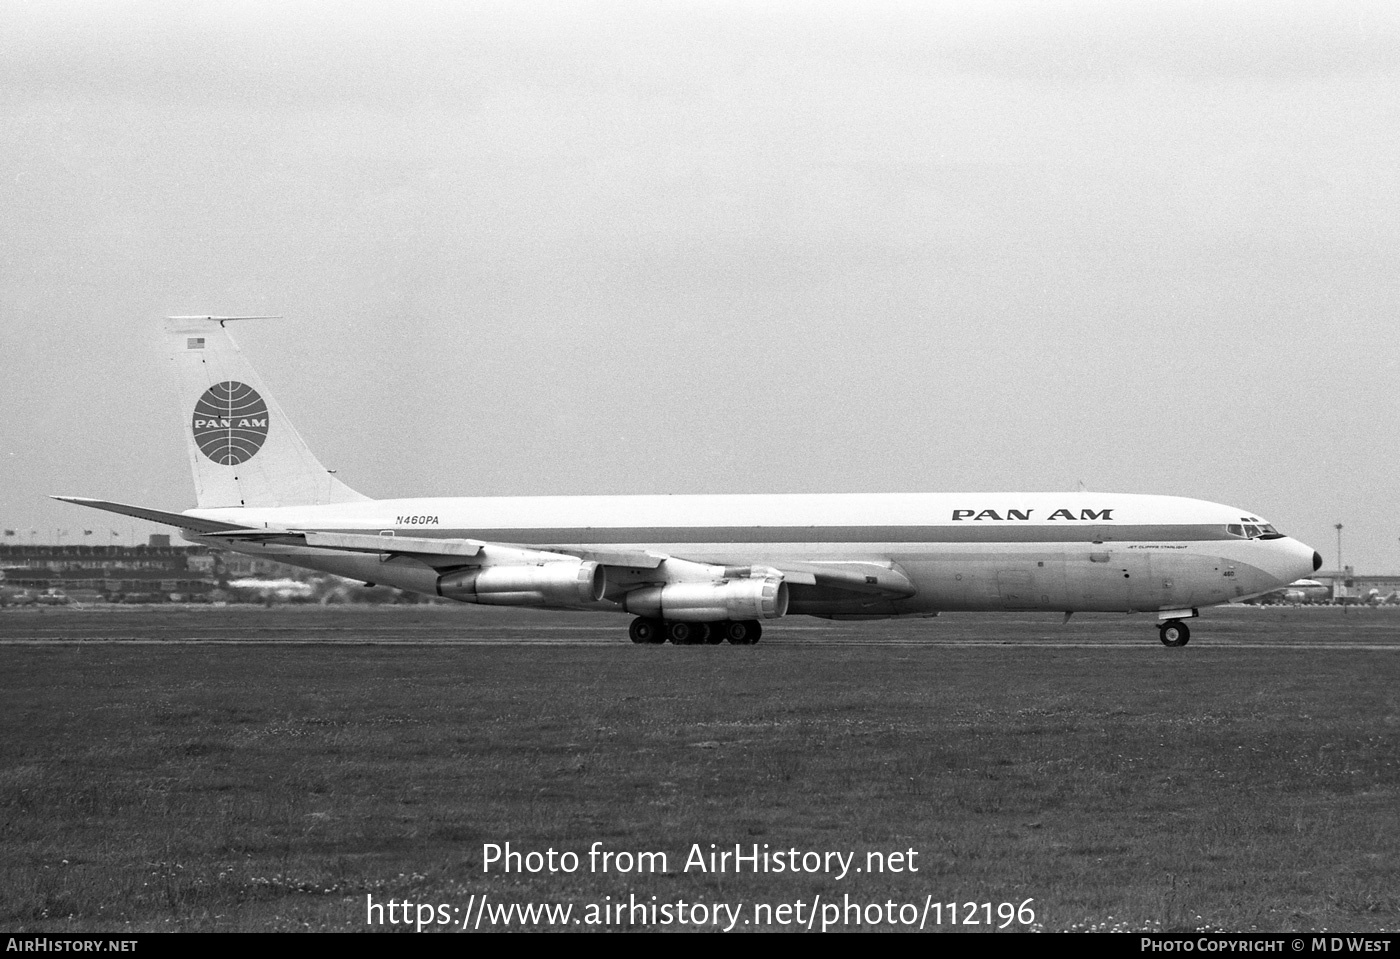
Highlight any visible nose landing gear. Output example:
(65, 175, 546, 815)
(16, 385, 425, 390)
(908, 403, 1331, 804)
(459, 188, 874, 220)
(1158, 619, 1190, 647)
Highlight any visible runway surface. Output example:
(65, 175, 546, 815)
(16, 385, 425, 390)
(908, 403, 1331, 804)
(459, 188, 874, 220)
(2, 603, 1397, 649)
(4, 602, 1397, 933)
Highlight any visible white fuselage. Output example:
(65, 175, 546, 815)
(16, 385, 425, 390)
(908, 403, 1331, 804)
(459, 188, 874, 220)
(185, 491, 1319, 618)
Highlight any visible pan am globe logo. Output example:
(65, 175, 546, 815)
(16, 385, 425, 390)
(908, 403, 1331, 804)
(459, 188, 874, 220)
(192, 381, 269, 465)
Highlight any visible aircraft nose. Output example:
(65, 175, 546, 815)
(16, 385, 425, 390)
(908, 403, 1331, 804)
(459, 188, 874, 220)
(1266, 538, 1322, 587)
(1289, 541, 1321, 581)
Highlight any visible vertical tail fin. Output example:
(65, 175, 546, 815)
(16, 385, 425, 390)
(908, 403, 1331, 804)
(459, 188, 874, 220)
(166, 316, 368, 508)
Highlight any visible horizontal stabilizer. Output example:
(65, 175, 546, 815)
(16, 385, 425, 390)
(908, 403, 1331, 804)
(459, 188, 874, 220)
(51, 496, 256, 535)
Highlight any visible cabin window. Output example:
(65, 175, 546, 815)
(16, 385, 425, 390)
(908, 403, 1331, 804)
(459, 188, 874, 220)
(1227, 524, 1245, 537)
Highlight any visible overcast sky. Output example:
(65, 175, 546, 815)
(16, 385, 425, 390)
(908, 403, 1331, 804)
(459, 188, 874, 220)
(2, 0, 1397, 571)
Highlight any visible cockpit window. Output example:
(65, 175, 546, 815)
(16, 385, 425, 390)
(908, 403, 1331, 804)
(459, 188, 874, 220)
(1228, 522, 1284, 540)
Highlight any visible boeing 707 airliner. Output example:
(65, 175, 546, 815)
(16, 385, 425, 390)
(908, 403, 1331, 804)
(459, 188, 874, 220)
(56, 317, 1321, 647)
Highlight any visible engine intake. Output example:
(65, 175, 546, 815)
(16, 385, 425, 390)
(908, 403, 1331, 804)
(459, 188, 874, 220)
(623, 575, 789, 622)
(437, 561, 605, 608)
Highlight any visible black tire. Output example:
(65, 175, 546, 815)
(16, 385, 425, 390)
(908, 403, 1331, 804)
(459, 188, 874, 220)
(1158, 620, 1190, 647)
(629, 617, 660, 644)
(722, 621, 750, 645)
(668, 621, 694, 645)
(704, 622, 725, 645)
(744, 620, 762, 644)
(691, 622, 712, 645)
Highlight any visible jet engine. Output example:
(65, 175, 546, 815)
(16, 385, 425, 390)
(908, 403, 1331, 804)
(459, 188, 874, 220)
(437, 561, 605, 607)
(623, 574, 789, 622)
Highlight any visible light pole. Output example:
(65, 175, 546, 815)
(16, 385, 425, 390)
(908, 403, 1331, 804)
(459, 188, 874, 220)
(1335, 523, 1343, 572)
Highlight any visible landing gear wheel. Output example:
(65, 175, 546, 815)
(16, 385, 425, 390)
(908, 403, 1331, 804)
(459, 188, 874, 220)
(722, 620, 763, 645)
(668, 621, 696, 645)
(721, 621, 751, 645)
(629, 617, 664, 645)
(1158, 620, 1190, 647)
(690, 622, 712, 645)
(704, 623, 725, 645)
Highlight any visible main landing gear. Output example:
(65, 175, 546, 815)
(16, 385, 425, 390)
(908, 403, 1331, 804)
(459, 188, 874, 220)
(1158, 619, 1191, 647)
(628, 617, 762, 646)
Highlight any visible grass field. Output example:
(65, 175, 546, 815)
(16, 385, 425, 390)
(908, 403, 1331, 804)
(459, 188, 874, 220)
(2, 605, 1397, 932)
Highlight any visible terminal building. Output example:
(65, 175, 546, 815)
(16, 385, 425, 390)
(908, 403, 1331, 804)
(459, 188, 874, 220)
(1312, 568, 1400, 604)
(0, 536, 306, 603)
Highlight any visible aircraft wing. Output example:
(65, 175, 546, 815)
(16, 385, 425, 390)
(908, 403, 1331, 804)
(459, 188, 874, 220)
(53, 497, 917, 598)
(263, 535, 668, 570)
(534, 547, 912, 595)
(767, 561, 916, 597)
(529, 545, 668, 569)
(199, 529, 488, 568)
(288, 534, 674, 572)
(213, 528, 578, 571)
(298, 531, 483, 558)
(209, 529, 914, 596)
